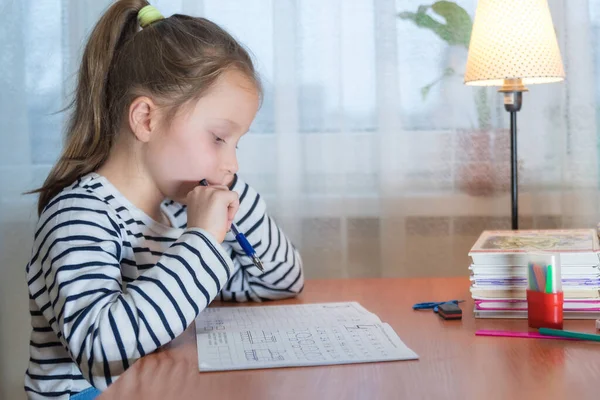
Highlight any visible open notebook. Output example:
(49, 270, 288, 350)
(195, 302, 418, 371)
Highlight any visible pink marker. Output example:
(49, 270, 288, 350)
(476, 329, 580, 341)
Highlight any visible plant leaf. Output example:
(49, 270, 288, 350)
(420, 67, 457, 100)
(398, 1, 472, 48)
(431, 1, 472, 47)
(421, 85, 431, 100)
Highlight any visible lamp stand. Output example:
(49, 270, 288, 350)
(499, 78, 527, 230)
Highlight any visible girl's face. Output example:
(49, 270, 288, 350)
(145, 69, 260, 202)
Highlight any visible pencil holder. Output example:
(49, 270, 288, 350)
(526, 290, 563, 329)
(526, 254, 563, 329)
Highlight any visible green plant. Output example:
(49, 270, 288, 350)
(398, 1, 472, 47)
(398, 1, 491, 130)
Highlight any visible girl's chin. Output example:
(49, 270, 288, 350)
(169, 181, 200, 204)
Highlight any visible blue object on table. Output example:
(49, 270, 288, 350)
(413, 300, 464, 313)
(70, 387, 101, 400)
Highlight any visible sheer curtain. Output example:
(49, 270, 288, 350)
(1, 0, 599, 398)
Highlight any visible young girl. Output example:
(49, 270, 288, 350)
(24, 1, 303, 399)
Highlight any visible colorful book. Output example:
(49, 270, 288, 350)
(470, 287, 600, 299)
(469, 264, 600, 276)
(474, 299, 600, 311)
(473, 309, 599, 320)
(469, 229, 600, 266)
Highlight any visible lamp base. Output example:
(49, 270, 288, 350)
(499, 78, 527, 112)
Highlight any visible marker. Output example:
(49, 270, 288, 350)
(539, 328, 600, 342)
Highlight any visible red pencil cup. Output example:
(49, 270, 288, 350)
(526, 290, 564, 329)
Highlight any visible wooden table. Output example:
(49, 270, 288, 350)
(99, 278, 600, 400)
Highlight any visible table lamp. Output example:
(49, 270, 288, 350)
(464, 0, 565, 230)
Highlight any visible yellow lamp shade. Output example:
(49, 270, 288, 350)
(464, 0, 565, 86)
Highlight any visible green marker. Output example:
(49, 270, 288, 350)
(545, 265, 553, 293)
(539, 328, 600, 342)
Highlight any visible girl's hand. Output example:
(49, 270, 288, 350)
(185, 185, 239, 242)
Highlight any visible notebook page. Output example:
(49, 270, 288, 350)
(196, 302, 381, 332)
(196, 322, 419, 371)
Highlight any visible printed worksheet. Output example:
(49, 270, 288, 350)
(195, 302, 419, 371)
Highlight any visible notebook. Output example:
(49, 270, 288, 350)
(469, 229, 600, 266)
(473, 309, 600, 319)
(194, 302, 419, 371)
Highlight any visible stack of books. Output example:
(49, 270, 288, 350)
(468, 229, 600, 319)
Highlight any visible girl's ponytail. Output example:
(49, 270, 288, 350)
(33, 0, 149, 215)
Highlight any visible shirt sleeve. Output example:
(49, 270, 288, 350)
(27, 194, 234, 389)
(218, 175, 304, 302)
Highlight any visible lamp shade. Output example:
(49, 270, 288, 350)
(464, 0, 565, 86)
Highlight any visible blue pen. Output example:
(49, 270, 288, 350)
(199, 179, 264, 271)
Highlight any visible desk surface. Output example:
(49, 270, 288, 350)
(99, 278, 600, 400)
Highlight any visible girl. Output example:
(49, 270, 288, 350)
(24, 1, 303, 399)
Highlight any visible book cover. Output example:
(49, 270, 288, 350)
(470, 229, 599, 254)
(469, 229, 600, 266)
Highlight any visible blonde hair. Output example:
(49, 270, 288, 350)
(32, 0, 260, 215)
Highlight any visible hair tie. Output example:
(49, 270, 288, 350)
(138, 5, 164, 28)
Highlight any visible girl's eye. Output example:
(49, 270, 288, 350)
(213, 134, 226, 144)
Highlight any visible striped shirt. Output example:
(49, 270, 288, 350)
(24, 173, 304, 399)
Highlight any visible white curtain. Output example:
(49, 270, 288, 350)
(1, 0, 599, 398)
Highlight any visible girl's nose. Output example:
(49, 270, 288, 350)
(224, 153, 239, 175)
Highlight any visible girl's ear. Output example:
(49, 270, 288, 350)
(128, 96, 159, 142)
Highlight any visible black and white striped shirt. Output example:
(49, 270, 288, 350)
(24, 173, 303, 399)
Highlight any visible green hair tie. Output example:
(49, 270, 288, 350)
(138, 5, 164, 28)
